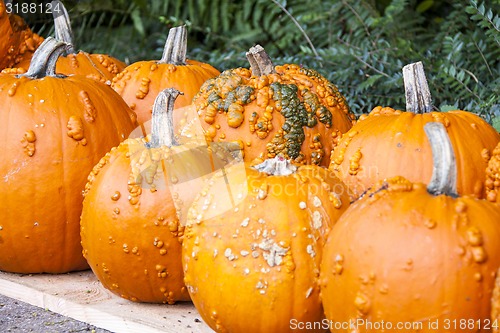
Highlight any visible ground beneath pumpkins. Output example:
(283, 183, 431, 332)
(0, 294, 111, 333)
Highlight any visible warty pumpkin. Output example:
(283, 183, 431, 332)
(192, 45, 356, 167)
(0, 0, 43, 70)
(81, 88, 216, 303)
(14, 1, 125, 82)
(320, 122, 500, 332)
(111, 25, 220, 126)
(0, 37, 136, 273)
(0, 0, 12, 67)
(182, 155, 351, 332)
(329, 62, 500, 200)
(486, 142, 500, 203)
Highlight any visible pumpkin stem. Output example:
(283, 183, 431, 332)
(402, 62, 433, 113)
(19, 37, 69, 79)
(159, 25, 187, 65)
(148, 88, 184, 148)
(253, 155, 297, 176)
(246, 45, 276, 76)
(52, 0, 75, 54)
(424, 122, 458, 196)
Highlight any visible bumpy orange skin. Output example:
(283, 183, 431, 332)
(111, 59, 220, 125)
(320, 177, 500, 333)
(182, 163, 351, 333)
(486, 142, 500, 203)
(329, 107, 500, 199)
(10, 32, 44, 68)
(55, 52, 126, 82)
(493, 269, 500, 333)
(193, 65, 355, 167)
(0, 3, 39, 70)
(0, 1, 10, 66)
(0, 73, 136, 273)
(81, 135, 213, 303)
(12, 51, 126, 83)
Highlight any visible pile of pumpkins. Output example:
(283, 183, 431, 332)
(1, 1, 500, 332)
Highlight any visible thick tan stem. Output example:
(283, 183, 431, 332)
(253, 155, 297, 176)
(403, 62, 433, 113)
(159, 25, 187, 65)
(52, 0, 75, 54)
(20, 37, 69, 79)
(246, 44, 276, 76)
(424, 122, 458, 196)
(148, 88, 183, 148)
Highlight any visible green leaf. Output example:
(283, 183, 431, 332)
(440, 104, 458, 112)
(493, 116, 500, 133)
(416, 0, 434, 13)
(130, 8, 145, 36)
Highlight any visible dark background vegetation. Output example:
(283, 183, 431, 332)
(18, 0, 500, 129)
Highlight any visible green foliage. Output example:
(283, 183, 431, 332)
(24, 0, 500, 123)
(493, 116, 500, 132)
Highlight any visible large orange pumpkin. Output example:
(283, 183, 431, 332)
(320, 122, 500, 332)
(182, 156, 351, 332)
(81, 88, 214, 303)
(0, 37, 136, 273)
(193, 45, 355, 167)
(111, 25, 220, 126)
(486, 142, 500, 203)
(329, 62, 500, 200)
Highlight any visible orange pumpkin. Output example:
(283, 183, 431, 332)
(329, 62, 500, 199)
(193, 45, 355, 167)
(182, 156, 351, 332)
(320, 122, 500, 332)
(493, 270, 500, 333)
(0, 37, 136, 273)
(111, 25, 220, 126)
(486, 142, 500, 203)
(0, 0, 12, 66)
(0, 0, 42, 70)
(11, 28, 44, 69)
(14, 1, 125, 82)
(81, 88, 214, 303)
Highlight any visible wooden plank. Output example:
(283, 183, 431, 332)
(0, 270, 213, 333)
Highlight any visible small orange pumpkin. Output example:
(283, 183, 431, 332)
(0, 37, 136, 273)
(111, 25, 220, 126)
(81, 88, 214, 303)
(320, 122, 500, 332)
(15, 1, 125, 82)
(193, 45, 355, 167)
(182, 156, 351, 332)
(0, 0, 42, 70)
(329, 62, 500, 200)
(486, 142, 500, 203)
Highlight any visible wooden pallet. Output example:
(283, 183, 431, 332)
(0, 270, 213, 333)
